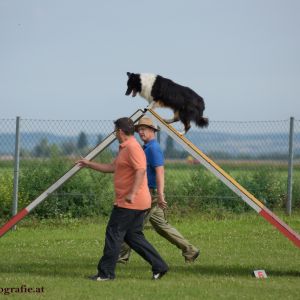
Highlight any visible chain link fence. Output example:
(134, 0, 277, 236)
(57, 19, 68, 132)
(0, 115, 299, 220)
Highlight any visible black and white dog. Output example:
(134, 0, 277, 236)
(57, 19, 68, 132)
(125, 72, 208, 134)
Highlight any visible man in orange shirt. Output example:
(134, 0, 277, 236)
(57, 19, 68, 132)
(77, 117, 168, 281)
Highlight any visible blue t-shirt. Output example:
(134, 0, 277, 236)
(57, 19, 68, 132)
(143, 139, 164, 188)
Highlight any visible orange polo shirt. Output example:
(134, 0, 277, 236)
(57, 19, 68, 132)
(114, 136, 151, 210)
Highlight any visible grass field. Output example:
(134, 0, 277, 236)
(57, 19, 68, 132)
(0, 213, 300, 300)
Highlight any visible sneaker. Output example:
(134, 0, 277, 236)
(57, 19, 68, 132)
(185, 250, 200, 263)
(88, 274, 113, 281)
(152, 270, 167, 280)
(117, 258, 129, 265)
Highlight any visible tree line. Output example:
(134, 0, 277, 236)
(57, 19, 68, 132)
(19, 133, 298, 160)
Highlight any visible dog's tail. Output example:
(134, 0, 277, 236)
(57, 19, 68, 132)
(196, 115, 209, 128)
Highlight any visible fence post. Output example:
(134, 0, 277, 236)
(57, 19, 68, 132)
(287, 117, 294, 216)
(157, 126, 161, 144)
(12, 116, 21, 230)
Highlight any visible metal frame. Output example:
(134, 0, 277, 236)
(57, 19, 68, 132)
(147, 109, 300, 249)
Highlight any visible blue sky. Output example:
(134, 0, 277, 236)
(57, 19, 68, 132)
(1, 0, 300, 121)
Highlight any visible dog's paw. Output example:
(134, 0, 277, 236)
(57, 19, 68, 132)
(163, 118, 173, 124)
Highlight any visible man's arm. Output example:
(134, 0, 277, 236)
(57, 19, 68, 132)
(125, 169, 146, 203)
(76, 158, 115, 173)
(155, 166, 167, 209)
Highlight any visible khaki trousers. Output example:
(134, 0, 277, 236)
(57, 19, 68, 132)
(119, 191, 198, 262)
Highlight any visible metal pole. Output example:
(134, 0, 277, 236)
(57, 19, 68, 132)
(157, 126, 161, 144)
(287, 117, 294, 216)
(12, 116, 21, 230)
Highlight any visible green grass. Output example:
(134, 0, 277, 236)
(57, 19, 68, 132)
(0, 213, 300, 299)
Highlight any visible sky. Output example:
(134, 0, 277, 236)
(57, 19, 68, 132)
(1, 0, 300, 121)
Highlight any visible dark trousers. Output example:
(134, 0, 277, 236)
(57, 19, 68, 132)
(98, 206, 168, 279)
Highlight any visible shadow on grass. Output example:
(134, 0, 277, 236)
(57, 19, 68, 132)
(0, 260, 299, 279)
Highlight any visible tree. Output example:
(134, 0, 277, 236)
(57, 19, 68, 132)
(164, 136, 185, 159)
(165, 136, 175, 156)
(77, 132, 88, 150)
(97, 134, 104, 144)
(62, 141, 76, 155)
(33, 138, 51, 157)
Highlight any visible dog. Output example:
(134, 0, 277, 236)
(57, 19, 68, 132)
(125, 72, 208, 134)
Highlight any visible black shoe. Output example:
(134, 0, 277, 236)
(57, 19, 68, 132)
(88, 274, 112, 281)
(152, 270, 167, 280)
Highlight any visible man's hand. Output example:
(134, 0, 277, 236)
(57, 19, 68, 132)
(158, 194, 167, 209)
(125, 193, 135, 204)
(125, 169, 145, 204)
(75, 158, 115, 173)
(76, 158, 90, 168)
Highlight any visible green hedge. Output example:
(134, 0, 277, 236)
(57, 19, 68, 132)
(0, 159, 299, 218)
(165, 167, 286, 213)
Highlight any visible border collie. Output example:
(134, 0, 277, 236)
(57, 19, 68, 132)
(125, 72, 208, 134)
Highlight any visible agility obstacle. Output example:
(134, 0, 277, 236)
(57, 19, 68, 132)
(0, 108, 146, 238)
(1, 107, 300, 249)
(146, 108, 300, 249)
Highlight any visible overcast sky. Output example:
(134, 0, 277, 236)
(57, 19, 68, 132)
(1, 0, 299, 121)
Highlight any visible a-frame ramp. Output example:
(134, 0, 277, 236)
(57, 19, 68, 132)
(147, 108, 300, 249)
(0, 108, 147, 238)
(1, 107, 300, 249)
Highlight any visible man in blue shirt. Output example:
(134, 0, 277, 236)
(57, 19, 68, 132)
(119, 117, 199, 263)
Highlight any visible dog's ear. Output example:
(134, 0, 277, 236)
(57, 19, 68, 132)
(127, 72, 131, 77)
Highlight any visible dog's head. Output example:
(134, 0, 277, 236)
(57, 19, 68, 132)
(125, 72, 142, 97)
